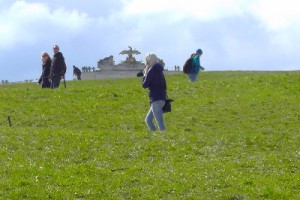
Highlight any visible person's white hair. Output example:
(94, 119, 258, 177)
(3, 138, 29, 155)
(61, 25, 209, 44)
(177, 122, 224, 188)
(145, 52, 159, 68)
(41, 51, 50, 63)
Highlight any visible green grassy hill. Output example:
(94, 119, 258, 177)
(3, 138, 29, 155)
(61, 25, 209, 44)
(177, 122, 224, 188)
(0, 71, 299, 199)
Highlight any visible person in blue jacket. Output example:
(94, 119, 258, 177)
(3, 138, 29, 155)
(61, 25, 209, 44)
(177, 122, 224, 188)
(142, 53, 167, 131)
(189, 48, 205, 82)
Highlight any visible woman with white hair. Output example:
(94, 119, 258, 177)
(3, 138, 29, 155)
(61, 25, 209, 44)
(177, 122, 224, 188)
(142, 53, 167, 131)
(38, 52, 51, 88)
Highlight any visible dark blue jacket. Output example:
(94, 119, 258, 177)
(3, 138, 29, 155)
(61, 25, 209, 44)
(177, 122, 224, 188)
(142, 63, 167, 103)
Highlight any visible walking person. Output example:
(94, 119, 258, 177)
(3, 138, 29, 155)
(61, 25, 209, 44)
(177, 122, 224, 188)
(73, 65, 82, 80)
(142, 53, 167, 131)
(188, 48, 205, 82)
(38, 52, 51, 88)
(50, 45, 67, 89)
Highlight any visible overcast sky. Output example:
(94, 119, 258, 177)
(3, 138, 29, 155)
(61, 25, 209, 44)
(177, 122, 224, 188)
(0, 0, 299, 82)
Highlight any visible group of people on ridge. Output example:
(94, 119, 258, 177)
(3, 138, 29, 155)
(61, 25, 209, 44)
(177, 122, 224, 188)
(39, 46, 204, 131)
(38, 45, 67, 89)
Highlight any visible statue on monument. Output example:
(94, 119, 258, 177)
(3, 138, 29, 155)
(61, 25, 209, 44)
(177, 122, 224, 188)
(98, 46, 145, 71)
(119, 46, 141, 64)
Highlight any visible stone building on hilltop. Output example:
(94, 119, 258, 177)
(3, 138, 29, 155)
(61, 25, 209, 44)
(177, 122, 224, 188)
(82, 46, 167, 80)
(98, 46, 145, 71)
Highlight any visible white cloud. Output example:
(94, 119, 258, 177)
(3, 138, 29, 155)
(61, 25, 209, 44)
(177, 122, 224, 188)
(122, 0, 245, 21)
(251, 0, 300, 30)
(247, 0, 300, 53)
(0, 1, 92, 50)
(120, 0, 300, 65)
(123, 0, 300, 32)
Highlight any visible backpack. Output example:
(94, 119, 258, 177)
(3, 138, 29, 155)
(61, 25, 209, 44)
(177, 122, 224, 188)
(183, 54, 194, 74)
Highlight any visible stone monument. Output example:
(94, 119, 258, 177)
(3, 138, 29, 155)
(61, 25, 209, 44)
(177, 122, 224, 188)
(98, 46, 145, 71)
(82, 46, 169, 80)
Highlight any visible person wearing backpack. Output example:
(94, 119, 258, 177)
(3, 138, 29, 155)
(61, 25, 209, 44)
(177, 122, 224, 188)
(142, 52, 167, 131)
(188, 49, 205, 82)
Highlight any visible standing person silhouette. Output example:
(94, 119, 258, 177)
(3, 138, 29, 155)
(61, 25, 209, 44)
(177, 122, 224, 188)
(73, 65, 82, 80)
(38, 52, 51, 88)
(50, 45, 67, 89)
(188, 49, 205, 82)
(142, 53, 167, 131)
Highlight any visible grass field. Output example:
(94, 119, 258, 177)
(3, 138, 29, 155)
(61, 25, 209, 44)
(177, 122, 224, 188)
(0, 71, 299, 199)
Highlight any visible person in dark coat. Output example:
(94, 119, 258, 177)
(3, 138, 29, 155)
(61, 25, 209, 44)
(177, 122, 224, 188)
(73, 65, 81, 80)
(50, 45, 67, 89)
(142, 52, 167, 131)
(38, 52, 51, 88)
